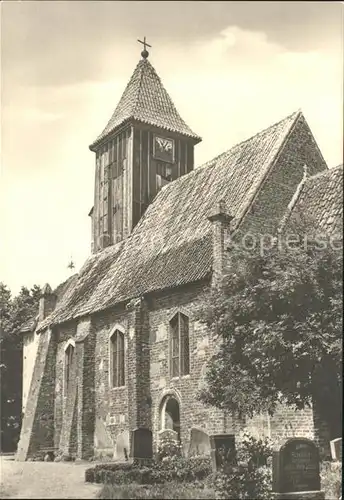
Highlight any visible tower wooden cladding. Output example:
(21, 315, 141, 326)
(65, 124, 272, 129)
(90, 122, 197, 253)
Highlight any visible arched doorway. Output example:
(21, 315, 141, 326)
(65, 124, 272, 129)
(160, 395, 181, 440)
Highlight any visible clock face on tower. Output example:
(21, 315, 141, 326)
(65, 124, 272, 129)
(153, 135, 175, 163)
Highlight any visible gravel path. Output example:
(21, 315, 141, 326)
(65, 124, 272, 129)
(0, 456, 101, 499)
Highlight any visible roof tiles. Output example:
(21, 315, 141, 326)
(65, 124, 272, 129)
(90, 59, 201, 148)
(38, 111, 301, 330)
(289, 164, 343, 236)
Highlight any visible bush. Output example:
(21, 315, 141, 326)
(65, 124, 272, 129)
(157, 432, 182, 461)
(85, 456, 212, 485)
(85, 467, 95, 483)
(213, 434, 273, 499)
(213, 465, 272, 500)
(237, 433, 273, 468)
(321, 461, 342, 500)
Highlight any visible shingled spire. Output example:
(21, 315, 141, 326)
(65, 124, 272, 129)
(90, 58, 201, 150)
(90, 47, 201, 253)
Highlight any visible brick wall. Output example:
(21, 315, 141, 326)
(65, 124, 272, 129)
(58, 345, 78, 457)
(244, 404, 315, 442)
(53, 319, 97, 459)
(76, 320, 96, 459)
(92, 306, 130, 458)
(147, 282, 229, 455)
(54, 322, 77, 452)
(238, 113, 327, 239)
(16, 327, 57, 461)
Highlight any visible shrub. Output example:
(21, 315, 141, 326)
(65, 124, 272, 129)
(321, 461, 342, 500)
(85, 456, 212, 485)
(157, 432, 182, 461)
(213, 465, 272, 500)
(85, 468, 95, 483)
(213, 433, 273, 499)
(237, 433, 273, 468)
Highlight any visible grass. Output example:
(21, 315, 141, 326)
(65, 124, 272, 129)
(97, 482, 215, 499)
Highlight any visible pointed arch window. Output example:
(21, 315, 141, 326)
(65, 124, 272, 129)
(170, 313, 190, 377)
(64, 341, 75, 394)
(110, 330, 125, 387)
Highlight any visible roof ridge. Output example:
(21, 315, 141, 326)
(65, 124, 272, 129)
(132, 59, 146, 117)
(202, 110, 302, 168)
(155, 110, 302, 196)
(231, 109, 301, 233)
(278, 166, 309, 233)
(304, 164, 342, 182)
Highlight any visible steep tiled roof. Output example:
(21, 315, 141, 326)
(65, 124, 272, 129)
(20, 275, 78, 334)
(286, 164, 343, 236)
(90, 58, 201, 148)
(39, 111, 302, 330)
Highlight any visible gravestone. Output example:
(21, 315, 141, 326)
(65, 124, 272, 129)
(130, 427, 153, 461)
(272, 438, 324, 499)
(330, 438, 342, 462)
(189, 428, 210, 456)
(114, 430, 129, 461)
(209, 434, 236, 472)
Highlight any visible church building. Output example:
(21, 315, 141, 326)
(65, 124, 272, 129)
(16, 43, 342, 462)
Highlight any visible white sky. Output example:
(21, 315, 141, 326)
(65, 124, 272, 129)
(1, 1, 343, 295)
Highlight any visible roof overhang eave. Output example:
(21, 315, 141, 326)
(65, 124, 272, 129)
(89, 118, 202, 152)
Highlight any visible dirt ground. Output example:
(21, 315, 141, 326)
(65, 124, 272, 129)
(0, 456, 101, 499)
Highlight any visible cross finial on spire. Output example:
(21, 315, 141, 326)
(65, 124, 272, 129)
(137, 36, 151, 59)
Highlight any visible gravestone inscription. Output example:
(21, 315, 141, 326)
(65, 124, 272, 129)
(130, 427, 153, 460)
(273, 438, 321, 494)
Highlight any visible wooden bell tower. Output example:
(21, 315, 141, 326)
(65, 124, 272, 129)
(89, 38, 201, 253)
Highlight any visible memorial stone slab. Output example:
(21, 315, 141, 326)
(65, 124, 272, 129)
(189, 428, 211, 456)
(130, 427, 153, 460)
(114, 430, 129, 461)
(209, 434, 236, 472)
(272, 438, 324, 499)
(330, 438, 342, 462)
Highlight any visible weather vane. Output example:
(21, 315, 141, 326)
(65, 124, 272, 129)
(137, 36, 151, 59)
(67, 256, 75, 270)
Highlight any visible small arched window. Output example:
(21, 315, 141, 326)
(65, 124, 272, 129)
(110, 330, 125, 387)
(170, 313, 190, 377)
(64, 342, 75, 393)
